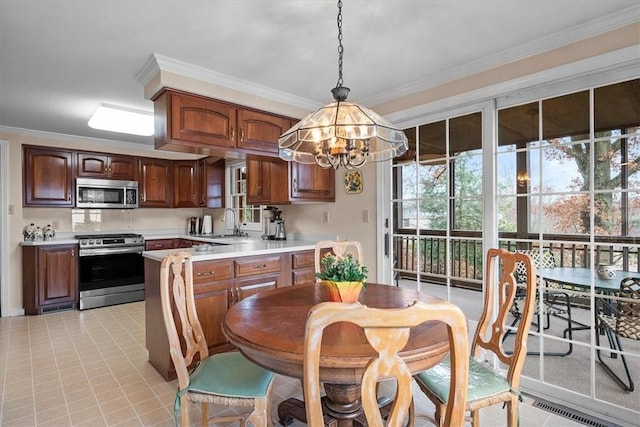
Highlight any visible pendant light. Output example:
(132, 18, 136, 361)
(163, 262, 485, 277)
(278, 0, 408, 170)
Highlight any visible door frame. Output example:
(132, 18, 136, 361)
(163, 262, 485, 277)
(0, 140, 9, 317)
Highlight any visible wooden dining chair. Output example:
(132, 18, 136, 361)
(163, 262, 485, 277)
(314, 240, 364, 276)
(414, 248, 537, 427)
(596, 276, 640, 391)
(160, 252, 275, 427)
(303, 301, 469, 427)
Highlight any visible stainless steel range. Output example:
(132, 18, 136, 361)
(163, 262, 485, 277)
(76, 233, 145, 310)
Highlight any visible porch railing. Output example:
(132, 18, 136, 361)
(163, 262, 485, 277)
(394, 233, 639, 290)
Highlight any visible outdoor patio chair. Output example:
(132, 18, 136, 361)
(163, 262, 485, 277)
(596, 276, 640, 392)
(160, 252, 275, 427)
(414, 248, 537, 427)
(508, 248, 574, 356)
(303, 301, 469, 427)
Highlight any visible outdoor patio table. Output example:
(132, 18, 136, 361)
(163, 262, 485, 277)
(221, 283, 451, 426)
(537, 267, 640, 293)
(537, 267, 640, 333)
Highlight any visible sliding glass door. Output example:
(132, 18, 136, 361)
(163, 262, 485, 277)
(389, 76, 639, 424)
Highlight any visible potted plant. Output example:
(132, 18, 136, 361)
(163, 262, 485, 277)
(316, 252, 368, 302)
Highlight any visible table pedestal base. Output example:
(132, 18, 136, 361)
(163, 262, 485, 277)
(277, 383, 392, 427)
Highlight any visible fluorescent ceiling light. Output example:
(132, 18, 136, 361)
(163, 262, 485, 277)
(88, 104, 154, 136)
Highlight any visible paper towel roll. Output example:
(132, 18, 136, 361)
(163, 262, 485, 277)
(202, 215, 213, 234)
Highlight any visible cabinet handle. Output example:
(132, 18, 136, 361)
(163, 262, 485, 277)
(292, 178, 297, 193)
(192, 194, 197, 203)
(142, 192, 146, 202)
(71, 249, 74, 257)
(257, 186, 262, 196)
(240, 128, 244, 142)
(154, 244, 163, 248)
(231, 127, 235, 141)
(67, 191, 71, 201)
(197, 271, 215, 276)
(253, 264, 267, 269)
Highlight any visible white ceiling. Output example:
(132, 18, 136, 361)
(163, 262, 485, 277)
(1, 0, 639, 146)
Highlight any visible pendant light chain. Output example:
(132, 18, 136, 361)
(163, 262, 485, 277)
(336, 0, 344, 89)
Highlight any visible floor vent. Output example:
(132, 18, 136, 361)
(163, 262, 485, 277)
(532, 399, 620, 427)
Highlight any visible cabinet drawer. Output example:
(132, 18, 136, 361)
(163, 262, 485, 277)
(193, 259, 234, 283)
(145, 239, 176, 250)
(235, 255, 281, 277)
(292, 250, 315, 269)
(292, 268, 316, 286)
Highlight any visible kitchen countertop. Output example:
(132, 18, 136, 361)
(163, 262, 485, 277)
(142, 238, 317, 262)
(20, 232, 317, 259)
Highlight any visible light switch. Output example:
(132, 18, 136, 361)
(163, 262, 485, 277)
(323, 211, 330, 223)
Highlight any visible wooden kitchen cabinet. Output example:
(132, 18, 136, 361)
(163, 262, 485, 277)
(23, 146, 75, 207)
(246, 155, 289, 205)
(76, 152, 138, 180)
(173, 158, 225, 208)
(154, 89, 295, 157)
(154, 89, 237, 152)
(289, 162, 335, 202)
(237, 109, 291, 155)
(291, 250, 317, 286)
(145, 239, 176, 250)
(23, 245, 78, 314)
(145, 252, 289, 379)
(139, 157, 172, 207)
(172, 160, 200, 208)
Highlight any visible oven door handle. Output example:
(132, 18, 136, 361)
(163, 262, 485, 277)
(79, 246, 144, 256)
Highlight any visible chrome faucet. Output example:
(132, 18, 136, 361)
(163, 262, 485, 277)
(225, 208, 247, 237)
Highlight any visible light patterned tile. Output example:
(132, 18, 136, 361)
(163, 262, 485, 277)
(102, 405, 138, 425)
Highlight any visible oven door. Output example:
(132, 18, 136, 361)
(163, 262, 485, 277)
(78, 247, 144, 291)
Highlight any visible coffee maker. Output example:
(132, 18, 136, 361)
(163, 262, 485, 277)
(262, 206, 285, 240)
(188, 217, 200, 235)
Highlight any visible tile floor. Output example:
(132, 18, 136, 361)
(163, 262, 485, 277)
(0, 301, 588, 426)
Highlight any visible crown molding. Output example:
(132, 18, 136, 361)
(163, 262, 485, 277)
(137, 53, 320, 112)
(362, 5, 640, 107)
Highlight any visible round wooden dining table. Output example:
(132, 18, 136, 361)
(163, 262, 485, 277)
(222, 283, 451, 426)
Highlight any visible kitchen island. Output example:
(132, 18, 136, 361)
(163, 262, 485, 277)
(142, 237, 318, 380)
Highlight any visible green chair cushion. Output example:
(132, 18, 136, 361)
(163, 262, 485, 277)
(173, 352, 275, 424)
(187, 351, 274, 398)
(415, 356, 512, 403)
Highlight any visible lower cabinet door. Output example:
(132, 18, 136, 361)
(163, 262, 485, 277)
(194, 286, 234, 354)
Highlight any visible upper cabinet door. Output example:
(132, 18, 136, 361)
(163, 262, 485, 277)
(289, 162, 335, 202)
(173, 160, 199, 208)
(23, 146, 74, 206)
(155, 90, 237, 150)
(77, 153, 137, 180)
(107, 155, 138, 180)
(139, 157, 172, 207)
(237, 109, 291, 155)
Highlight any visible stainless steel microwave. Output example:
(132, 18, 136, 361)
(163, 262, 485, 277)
(75, 178, 139, 209)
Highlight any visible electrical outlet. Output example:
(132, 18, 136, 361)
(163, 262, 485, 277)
(322, 211, 330, 223)
(52, 220, 60, 230)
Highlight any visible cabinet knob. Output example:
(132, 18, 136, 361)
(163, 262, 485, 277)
(67, 191, 71, 201)
(253, 264, 267, 269)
